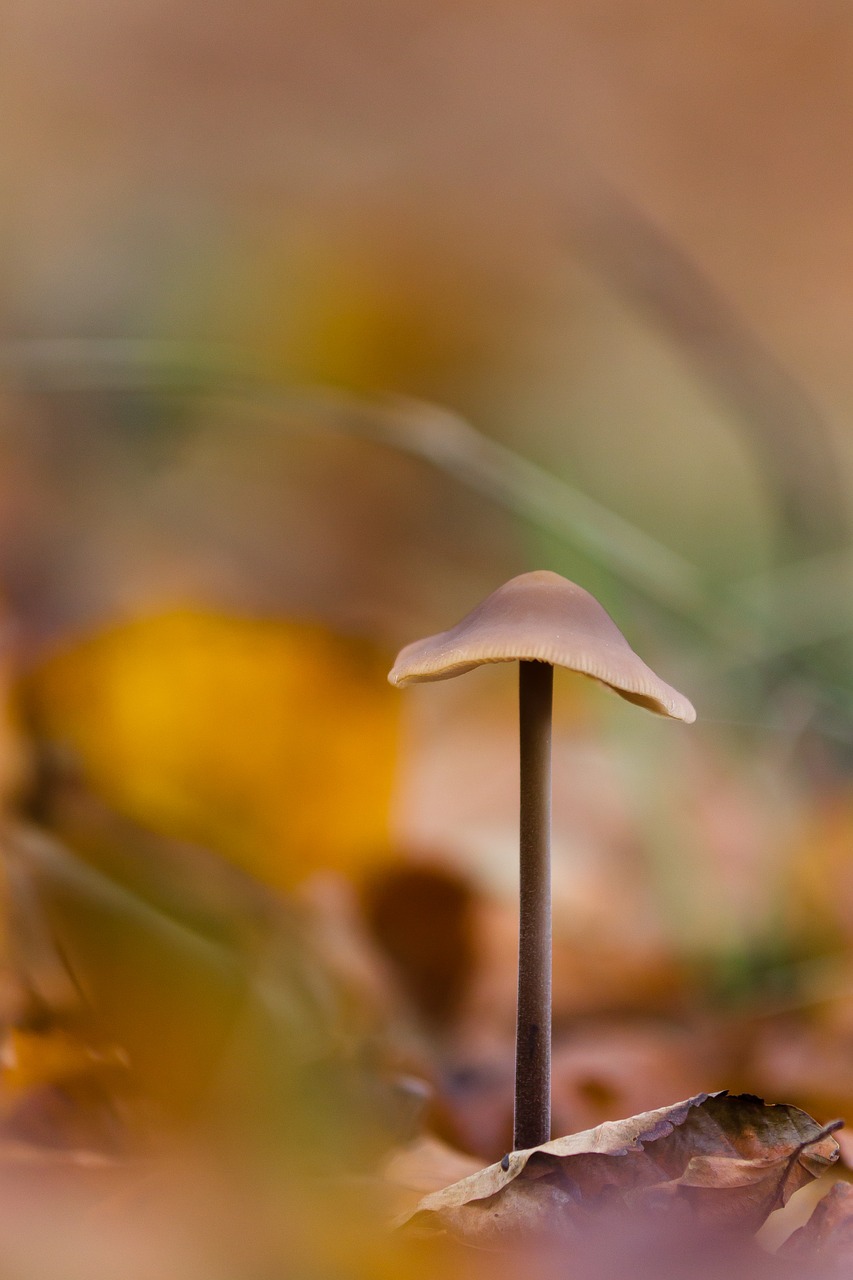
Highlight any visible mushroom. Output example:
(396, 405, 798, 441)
(389, 570, 695, 1150)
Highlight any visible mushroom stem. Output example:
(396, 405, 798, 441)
(514, 658, 553, 1150)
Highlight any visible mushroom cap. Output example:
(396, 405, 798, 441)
(388, 570, 695, 722)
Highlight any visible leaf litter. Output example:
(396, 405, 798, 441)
(400, 1093, 842, 1254)
(4, 616, 853, 1277)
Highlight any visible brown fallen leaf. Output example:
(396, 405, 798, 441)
(382, 1134, 484, 1221)
(384, 1134, 483, 1194)
(781, 1180, 853, 1267)
(403, 1093, 841, 1245)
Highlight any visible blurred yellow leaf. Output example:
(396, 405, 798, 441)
(26, 611, 399, 890)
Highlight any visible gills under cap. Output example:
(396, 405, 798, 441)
(388, 570, 696, 723)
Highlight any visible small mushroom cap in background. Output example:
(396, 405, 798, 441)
(388, 570, 695, 723)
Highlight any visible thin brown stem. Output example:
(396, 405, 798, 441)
(514, 659, 553, 1149)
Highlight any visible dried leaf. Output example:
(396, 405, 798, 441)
(782, 1180, 853, 1265)
(384, 1136, 483, 1195)
(403, 1093, 840, 1244)
(363, 864, 477, 1030)
(382, 1135, 483, 1220)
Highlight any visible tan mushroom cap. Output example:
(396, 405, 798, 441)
(388, 570, 695, 722)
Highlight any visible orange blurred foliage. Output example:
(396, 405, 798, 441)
(25, 611, 400, 890)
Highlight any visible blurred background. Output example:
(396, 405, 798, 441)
(2, 1, 853, 1275)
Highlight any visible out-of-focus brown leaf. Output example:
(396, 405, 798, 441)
(384, 1135, 483, 1194)
(549, 1020, 726, 1138)
(749, 997, 853, 1123)
(781, 1180, 853, 1267)
(382, 1135, 482, 1221)
(23, 610, 399, 890)
(363, 864, 477, 1031)
(403, 1093, 840, 1245)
